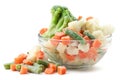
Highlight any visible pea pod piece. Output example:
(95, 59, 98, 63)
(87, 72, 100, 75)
(65, 29, 86, 44)
(36, 60, 49, 68)
(4, 62, 13, 70)
(83, 31, 95, 39)
(26, 65, 43, 74)
(16, 64, 21, 71)
(33, 63, 45, 72)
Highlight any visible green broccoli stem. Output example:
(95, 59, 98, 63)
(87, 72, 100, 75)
(42, 7, 63, 38)
(55, 11, 66, 29)
(42, 5, 76, 38)
(49, 7, 63, 31)
(48, 17, 64, 37)
(48, 14, 73, 37)
(57, 16, 70, 32)
(48, 11, 67, 37)
(55, 7, 76, 32)
(48, 10, 71, 37)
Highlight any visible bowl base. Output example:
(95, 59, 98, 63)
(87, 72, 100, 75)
(63, 64, 93, 69)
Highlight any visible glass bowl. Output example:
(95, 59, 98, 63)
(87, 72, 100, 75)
(38, 34, 112, 68)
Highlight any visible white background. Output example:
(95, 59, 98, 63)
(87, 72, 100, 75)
(0, 0, 120, 80)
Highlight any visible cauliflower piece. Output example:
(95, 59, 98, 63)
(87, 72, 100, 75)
(56, 43, 71, 63)
(68, 21, 80, 32)
(101, 24, 114, 36)
(68, 41, 78, 47)
(59, 52, 67, 63)
(85, 18, 99, 33)
(78, 43, 90, 52)
(78, 19, 86, 27)
(92, 30, 108, 47)
(66, 46, 79, 55)
(56, 43, 67, 54)
(92, 30, 104, 40)
(44, 41, 56, 53)
(26, 45, 41, 62)
(68, 19, 85, 33)
(85, 22, 97, 33)
(82, 58, 89, 64)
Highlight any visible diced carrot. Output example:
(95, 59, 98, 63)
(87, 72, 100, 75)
(36, 50, 44, 60)
(18, 53, 27, 60)
(61, 36, 71, 45)
(92, 39, 102, 48)
(52, 35, 61, 40)
(44, 68, 55, 74)
(50, 39, 59, 46)
(80, 30, 84, 34)
(14, 53, 27, 64)
(86, 16, 93, 21)
(84, 36, 90, 41)
(50, 36, 60, 46)
(78, 16, 82, 20)
(87, 47, 97, 60)
(39, 28, 48, 35)
(14, 57, 23, 64)
(55, 32, 65, 39)
(78, 51, 87, 59)
(20, 66, 28, 74)
(78, 32, 83, 37)
(23, 59, 33, 65)
(57, 66, 66, 75)
(65, 53, 76, 61)
(10, 64, 16, 71)
(48, 63, 57, 72)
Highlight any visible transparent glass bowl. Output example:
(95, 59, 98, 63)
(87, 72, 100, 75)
(38, 34, 112, 68)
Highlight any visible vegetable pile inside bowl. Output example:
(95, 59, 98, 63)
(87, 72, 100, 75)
(38, 5, 114, 68)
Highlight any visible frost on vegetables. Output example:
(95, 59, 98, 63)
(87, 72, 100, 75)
(4, 45, 66, 75)
(4, 5, 114, 73)
(39, 6, 114, 66)
(41, 5, 76, 38)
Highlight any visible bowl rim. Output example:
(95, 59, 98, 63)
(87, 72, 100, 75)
(38, 33, 112, 42)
